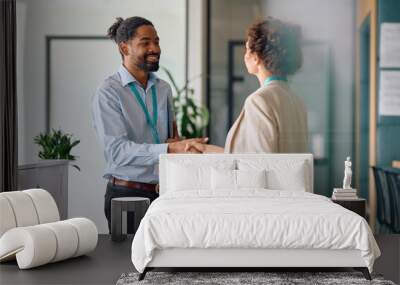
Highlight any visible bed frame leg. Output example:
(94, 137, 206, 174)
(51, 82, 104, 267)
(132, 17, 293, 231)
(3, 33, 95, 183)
(354, 267, 371, 280)
(138, 268, 148, 281)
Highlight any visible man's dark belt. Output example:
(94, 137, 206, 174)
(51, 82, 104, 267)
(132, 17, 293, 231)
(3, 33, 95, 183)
(109, 177, 159, 193)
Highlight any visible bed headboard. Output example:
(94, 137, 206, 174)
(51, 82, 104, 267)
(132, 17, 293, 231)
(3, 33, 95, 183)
(159, 153, 314, 195)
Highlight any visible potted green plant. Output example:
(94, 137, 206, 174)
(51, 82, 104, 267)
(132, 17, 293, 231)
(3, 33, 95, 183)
(161, 67, 209, 138)
(34, 129, 80, 170)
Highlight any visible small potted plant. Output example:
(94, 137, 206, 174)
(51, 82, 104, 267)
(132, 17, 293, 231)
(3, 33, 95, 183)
(34, 129, 80, 170)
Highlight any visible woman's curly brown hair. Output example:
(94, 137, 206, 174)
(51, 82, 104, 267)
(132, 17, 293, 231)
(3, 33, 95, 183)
(247, 17, 302, 76)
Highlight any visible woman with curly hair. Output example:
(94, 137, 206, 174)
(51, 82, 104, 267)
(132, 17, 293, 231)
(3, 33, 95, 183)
(225, 16, 307, 153)
(187, 17, 308, 153)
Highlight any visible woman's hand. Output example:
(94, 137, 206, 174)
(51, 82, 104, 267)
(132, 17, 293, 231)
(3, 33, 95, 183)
(185, 142, 224, 154)
(167, 137, 208, 153)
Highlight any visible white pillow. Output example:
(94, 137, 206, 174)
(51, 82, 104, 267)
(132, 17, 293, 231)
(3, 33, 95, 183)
(238, 160, 308, 191)
(211, 168, 236, 190)
(167, 162, 209, 191)
(167, 160, 235, 192)
(268, 164, 307, 191)
(237, 169, 267, 189)
(211, 168, 267, 190)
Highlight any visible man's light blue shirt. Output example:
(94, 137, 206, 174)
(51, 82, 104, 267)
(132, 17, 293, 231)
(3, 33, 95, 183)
(92, 65, 174, 183)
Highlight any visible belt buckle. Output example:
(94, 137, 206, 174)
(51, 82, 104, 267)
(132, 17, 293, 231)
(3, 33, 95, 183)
(155, 184, 160, 194)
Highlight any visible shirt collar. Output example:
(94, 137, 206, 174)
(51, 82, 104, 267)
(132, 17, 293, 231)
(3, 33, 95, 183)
(118, 64, 158, 88)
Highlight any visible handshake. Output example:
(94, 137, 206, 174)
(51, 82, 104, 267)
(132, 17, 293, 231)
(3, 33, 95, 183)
(166, 137, 223, 154)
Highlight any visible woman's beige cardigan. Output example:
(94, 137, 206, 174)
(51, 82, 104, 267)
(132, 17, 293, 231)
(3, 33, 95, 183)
(224, 81, 308, 153)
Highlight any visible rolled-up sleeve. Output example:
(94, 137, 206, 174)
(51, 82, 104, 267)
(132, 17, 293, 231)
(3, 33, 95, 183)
(92, 87, 168, 168)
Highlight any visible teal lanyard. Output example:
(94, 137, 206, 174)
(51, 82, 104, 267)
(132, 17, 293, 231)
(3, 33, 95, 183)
(128, 83, 160, 144)
(263, 75, 288, 86)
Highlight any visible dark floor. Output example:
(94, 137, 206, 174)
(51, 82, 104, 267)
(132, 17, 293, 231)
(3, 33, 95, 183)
(0, 234, 399, 285)
(0, 235, 134, 285)
(374, 235, 400, 284)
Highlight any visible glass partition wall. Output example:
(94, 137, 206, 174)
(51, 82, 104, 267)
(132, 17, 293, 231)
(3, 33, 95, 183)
(207, 0, 356, 197)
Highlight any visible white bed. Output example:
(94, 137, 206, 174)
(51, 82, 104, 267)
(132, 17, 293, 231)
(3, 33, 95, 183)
(131, 154, 380, 280)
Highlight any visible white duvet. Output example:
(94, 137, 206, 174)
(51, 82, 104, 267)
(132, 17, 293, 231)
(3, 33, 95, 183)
(131, 190, 380, 273)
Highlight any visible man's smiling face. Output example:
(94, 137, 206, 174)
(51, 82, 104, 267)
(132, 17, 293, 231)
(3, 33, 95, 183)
(121, 25, 161, 72)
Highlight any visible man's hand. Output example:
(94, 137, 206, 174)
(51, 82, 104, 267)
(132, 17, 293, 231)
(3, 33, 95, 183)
(184, 142, 206, 153)
(166, 137, 181, 143)
(167, 137, 208, 153)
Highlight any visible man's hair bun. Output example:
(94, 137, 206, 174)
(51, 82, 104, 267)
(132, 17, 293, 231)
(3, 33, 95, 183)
(107, 17, 124, 42)
(107, 16, 153, 44)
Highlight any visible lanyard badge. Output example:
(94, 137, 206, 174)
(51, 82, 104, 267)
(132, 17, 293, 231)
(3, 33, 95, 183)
(128, 83, 161, 144)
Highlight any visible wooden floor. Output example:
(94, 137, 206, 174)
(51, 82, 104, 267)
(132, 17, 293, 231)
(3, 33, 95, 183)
(0, 235, 399, 285)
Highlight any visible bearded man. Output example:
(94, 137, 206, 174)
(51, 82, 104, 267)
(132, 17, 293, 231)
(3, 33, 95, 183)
(92, 17, 207, 233)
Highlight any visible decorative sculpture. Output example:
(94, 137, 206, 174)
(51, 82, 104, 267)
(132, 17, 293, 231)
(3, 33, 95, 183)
(342, 156, 352, 190)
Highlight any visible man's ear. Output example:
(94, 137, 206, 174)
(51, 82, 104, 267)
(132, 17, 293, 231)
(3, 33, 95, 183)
(119, 42, 129, 57)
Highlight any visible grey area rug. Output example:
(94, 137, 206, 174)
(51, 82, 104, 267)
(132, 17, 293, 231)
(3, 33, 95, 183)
(116, 271, 396, 285)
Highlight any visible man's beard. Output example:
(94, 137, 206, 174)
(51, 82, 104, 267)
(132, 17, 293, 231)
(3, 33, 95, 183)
(137, 54, 160, 72)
